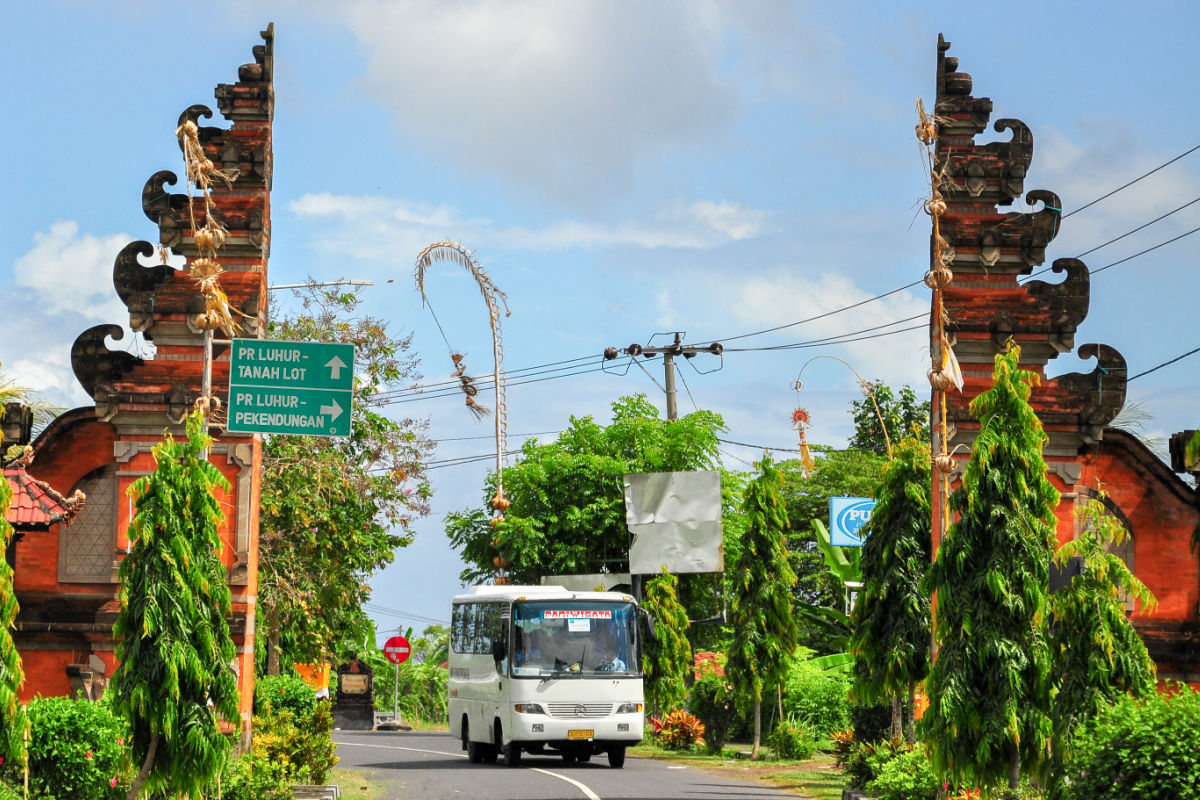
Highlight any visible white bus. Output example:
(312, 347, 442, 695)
(448, 585, 647, 768)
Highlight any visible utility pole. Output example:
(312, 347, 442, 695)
(604, 333, 724, 422)
(604, 333, 724, 602)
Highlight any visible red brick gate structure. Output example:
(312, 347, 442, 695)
(6, 26, 274, 746)
(930, 35, 1199, 684)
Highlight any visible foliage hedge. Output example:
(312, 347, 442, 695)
(223, 700, 338, 800)
(851, 701, 893, 743)
(0, 696, 131, 800)
(688, 673, 738, 753)
(866, 745, 938, 800)
(653, 709, 706, 751)
(767, 717, 817, 760)
(359, 649, 448, 724)
(780, 648, 850, 737)
(1059, 685, 1200, 800)
(255, 674, 319, 717)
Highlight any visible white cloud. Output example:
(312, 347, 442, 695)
(289, 192, 771, 253)
(732, 269, 929, 388)
(685, 201, 769, 241)
(291, 193, 462, 228)
(1033, 126, 1200, 262)
(12, 221, 130, 323)
(329, 0, 739, 204)
(654, 288, 678, 329)
(3, 223, 150, 411)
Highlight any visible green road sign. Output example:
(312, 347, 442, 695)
(227, 339, 354, 437)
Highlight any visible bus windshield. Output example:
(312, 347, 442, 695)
(511, 600, 640, 678)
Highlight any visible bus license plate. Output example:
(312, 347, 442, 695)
(567, 730, 594, 740)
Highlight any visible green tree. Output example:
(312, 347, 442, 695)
(1047, 492, 1157, 798)
(445, 394, 724, 584)
(726, 452, 798, 759)
(921, 344, 1059, 794)
(259, 287, 433, 672)
(778, 448, 885, 653)
(848, 382, 930, 455)
(110, 412, 241, 799)
(849, 432, 931, 743)
(409, 624, 450, 665)
(0, 426, 25, 773)
(641, 568, 692, 716)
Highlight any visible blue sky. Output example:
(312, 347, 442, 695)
(4, 2, 1199, 645)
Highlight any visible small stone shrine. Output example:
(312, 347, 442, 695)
(332, 656, 376, 730)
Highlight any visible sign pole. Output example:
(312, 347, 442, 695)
(382, 633, 411, 727)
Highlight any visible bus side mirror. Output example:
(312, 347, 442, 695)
(491, 638, 507, 662)
(639, 608, 657, 644)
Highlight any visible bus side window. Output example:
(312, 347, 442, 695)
(451, 604, 466, 654)
(477, 603, 493, 654)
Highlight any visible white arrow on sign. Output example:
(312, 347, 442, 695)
(325, 356, 348, 380)
(320, 398, 344, 421)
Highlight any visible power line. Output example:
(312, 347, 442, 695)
(404, 337, 1200, 472)
(375, 355, 598, 401)
(378, 364, 615, 406)
(354, 166, 1200, 413)
(1074, 195, 1200, 259)
(719, 447, 758, 468)
(675, 362, 699, 413)
(368, 178, 1200, 403)
(1127, 345, 1200, 382)
(363, 603, 450, 627)
(435, 430, 561, 443)
(382, 317, 929, 413)
(1091, 224, 1200, 275)
(706, 280, 925, 344)
(1062, 143, 1200, 219)
(1019, 217, 1200, 283)
(717, 437, 803, 453)
(723, 315, 926, 352)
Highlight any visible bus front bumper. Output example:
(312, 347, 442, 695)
(510, 712, 644, 745)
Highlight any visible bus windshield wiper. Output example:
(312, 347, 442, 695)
(542, 657, 570, 683)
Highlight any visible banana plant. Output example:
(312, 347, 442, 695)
(794, 521, 861, 665)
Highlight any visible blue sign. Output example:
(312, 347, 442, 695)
(829, 496, 876, 547)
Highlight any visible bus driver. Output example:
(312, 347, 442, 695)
(516, 629, 549, 668)
(592, 627, 627, 672)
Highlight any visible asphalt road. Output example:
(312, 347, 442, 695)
(333, 730, 799, 800)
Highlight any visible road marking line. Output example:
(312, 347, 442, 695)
(335, 740, 467, 759)
(333, 739, 603, 800)
(530, 767, 601, 800)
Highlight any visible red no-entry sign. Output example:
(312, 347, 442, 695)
(383, 635, 411, 665)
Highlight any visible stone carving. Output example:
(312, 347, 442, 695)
(113, 240, 175, 332)
(71, 325, 142, 399)
(933, 33, 1126, 454)
(1049, 343, 1128, 435)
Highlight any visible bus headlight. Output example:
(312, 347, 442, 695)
(514, 703, 546, 715)
(615, 702, 642, 714)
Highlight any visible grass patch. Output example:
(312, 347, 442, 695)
(328, 767, 383, 800)
(628, 742, 845, 800)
